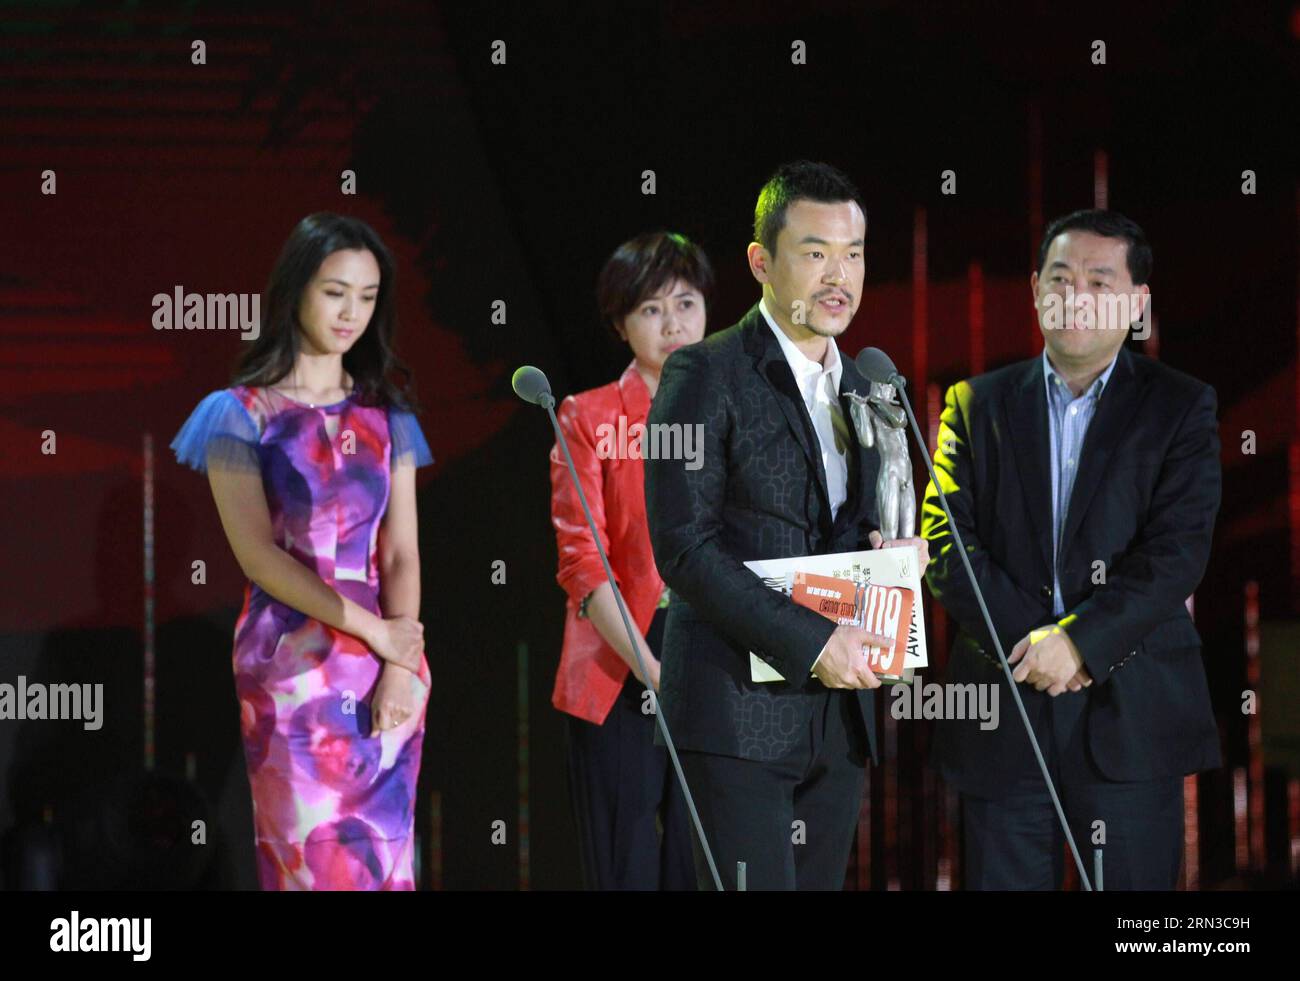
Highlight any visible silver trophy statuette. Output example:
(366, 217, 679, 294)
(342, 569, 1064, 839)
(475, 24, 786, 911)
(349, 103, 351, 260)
(847, 380, 916, 541)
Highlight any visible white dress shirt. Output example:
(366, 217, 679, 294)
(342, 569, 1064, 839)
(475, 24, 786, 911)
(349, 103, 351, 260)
(758, 296, 850, 521)
(758, 297, 854, 677)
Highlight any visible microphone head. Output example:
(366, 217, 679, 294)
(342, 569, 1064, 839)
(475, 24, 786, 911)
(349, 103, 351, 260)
(511, 365, 554, 407)
(855, 347, 903, 387)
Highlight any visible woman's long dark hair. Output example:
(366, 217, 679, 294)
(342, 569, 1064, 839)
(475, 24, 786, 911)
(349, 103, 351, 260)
(231, 212, 420, 413)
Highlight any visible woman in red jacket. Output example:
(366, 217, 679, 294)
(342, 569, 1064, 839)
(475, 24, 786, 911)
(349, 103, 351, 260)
(549, 231, 713, 890)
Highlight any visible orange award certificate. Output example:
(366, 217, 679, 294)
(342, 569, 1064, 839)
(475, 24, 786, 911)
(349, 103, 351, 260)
(744, 548, 927, 684)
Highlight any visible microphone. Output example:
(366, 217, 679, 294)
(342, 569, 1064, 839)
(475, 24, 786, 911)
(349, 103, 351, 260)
(511, 365, 555, 409)
(855, 346, 905, 389)
(513, 365, 724, 890)
(856, 347, 1095, 891)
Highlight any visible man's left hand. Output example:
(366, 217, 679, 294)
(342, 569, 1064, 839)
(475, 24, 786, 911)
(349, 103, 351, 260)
(1008, 626, 1092, 696)
(868, 530, 931, 577)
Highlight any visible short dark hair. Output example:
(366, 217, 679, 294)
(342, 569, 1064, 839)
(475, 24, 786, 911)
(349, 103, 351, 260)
(596, 231, 714, 339)
(753, 160, 866, 257)
(1036, 208, 1153, 285)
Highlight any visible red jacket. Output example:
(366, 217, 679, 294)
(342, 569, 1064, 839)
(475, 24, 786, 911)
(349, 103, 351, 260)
(550, 361, 665, 724)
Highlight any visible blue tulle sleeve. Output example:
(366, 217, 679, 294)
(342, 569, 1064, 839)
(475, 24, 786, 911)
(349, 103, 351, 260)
(389, 407, 434, 469)
(170, 389, 262, 474)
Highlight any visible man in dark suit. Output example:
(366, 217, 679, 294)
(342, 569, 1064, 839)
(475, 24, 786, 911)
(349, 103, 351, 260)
(645, 160, 928, 890)
(922, 208, 1222, 890)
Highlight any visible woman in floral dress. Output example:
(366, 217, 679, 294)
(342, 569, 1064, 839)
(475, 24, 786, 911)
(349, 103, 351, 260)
(171, 213, 434, 889)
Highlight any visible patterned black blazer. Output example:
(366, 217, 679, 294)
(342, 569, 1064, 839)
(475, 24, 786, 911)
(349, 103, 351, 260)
(645, 302, 881, 764)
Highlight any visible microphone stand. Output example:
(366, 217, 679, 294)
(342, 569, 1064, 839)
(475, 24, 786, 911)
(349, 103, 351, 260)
(538, 389, 725, 891)
(882, 368, 1094, 891)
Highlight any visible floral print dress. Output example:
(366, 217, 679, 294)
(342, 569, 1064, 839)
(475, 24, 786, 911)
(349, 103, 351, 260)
(171, 384, 434, 889)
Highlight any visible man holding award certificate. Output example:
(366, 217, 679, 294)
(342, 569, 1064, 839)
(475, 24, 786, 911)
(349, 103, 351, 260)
(645, 161, 928, 890)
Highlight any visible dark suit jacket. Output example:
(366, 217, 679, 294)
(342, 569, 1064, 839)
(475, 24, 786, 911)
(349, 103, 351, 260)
(922, 346, 1222, 797)
(644, 302, 881, 764)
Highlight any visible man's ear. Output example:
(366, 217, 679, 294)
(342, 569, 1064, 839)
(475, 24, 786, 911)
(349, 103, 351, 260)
(747, 241, 771, 285)
(1135, 283, 1151, 320)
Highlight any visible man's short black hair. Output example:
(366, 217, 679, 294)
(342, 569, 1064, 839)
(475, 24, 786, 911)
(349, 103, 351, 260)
(1037, 208, 1153, 285)
(754, 160, 866, 257)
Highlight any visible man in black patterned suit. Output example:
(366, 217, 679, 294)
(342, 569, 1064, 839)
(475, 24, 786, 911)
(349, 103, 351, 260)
(645, 160, 928, 890)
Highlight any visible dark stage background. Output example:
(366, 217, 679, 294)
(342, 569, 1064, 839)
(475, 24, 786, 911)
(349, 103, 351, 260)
(1, 1, 1297, 889)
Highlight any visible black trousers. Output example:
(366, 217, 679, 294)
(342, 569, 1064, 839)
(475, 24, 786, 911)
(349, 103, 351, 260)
(677, 687, 868, 891)
(961, 687, 1184, 890)
(563, 609, 696, 890)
